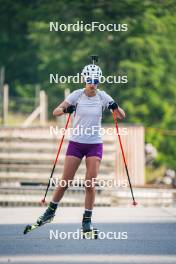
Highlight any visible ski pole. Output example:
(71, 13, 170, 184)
(112, 111, 137, 206)
(41, 113, 71, 204)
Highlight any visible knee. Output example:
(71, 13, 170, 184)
(85, 179, 96, 192)
(57, 180, 70, 191)
(85, 186, 95, 193)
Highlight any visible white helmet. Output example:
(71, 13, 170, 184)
(81, 64, 102, 83)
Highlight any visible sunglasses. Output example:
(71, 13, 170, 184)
(86, 78, 99, 84)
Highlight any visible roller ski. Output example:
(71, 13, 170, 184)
(81, 210, 98, 239)
(23, 202, 57, 235)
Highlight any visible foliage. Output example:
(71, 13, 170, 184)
(0, 0, 176, 169)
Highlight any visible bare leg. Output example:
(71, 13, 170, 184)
(52, 156, 81, 202)
(84, 156, 101, 210)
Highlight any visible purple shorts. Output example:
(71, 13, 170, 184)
(66, 141, 103, 160)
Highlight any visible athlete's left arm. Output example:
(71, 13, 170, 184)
(108, 101, 125, 120)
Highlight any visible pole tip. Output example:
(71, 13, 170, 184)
(132, 201, 138, 206)
(40, 199, 47, 206)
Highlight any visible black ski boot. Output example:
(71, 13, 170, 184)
(81, 211, 98, 239)
(37, 202, 57, 225)
(23, 202, 58, 235)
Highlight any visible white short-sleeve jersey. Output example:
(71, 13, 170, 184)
(65, 88, 113, 143)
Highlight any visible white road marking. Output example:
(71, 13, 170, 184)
(0, 255, 176, 263)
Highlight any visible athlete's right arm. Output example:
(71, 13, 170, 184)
(53, 89, 82, 116)
(53, 101, 70, 116)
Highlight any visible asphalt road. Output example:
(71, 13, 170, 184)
(0, 207, 176, 264)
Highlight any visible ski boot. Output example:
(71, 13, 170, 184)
(81, 211, 98, 239)
(23, 202, 57, 234)
(37, 202, 56, 225)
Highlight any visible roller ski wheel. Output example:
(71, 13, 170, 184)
(81, 227, 98, 239)
(23, 223, 40, 235)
